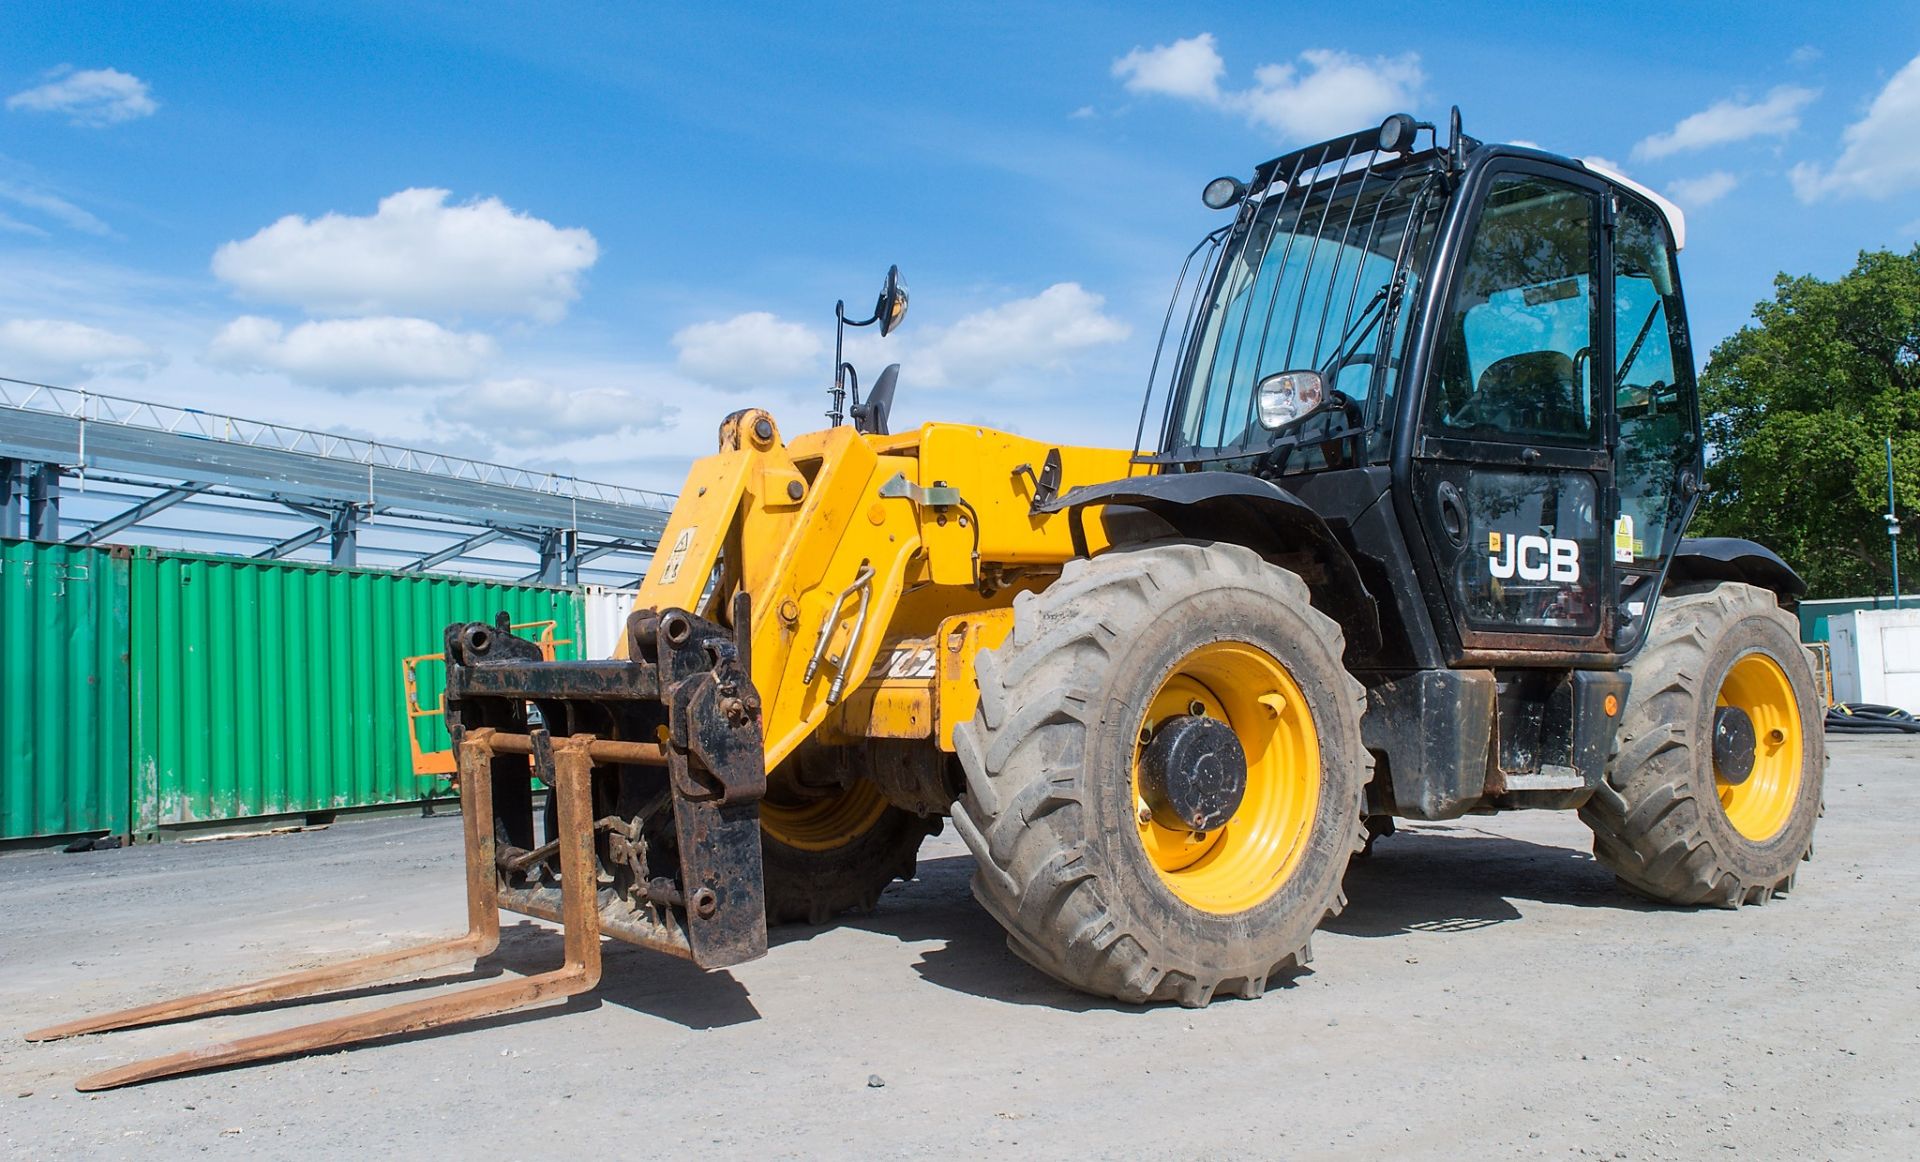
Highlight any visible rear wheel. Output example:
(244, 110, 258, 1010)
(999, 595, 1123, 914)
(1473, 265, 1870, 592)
(953, 541, 1367, 1006)
(1581, 582, 1823, 906)
(760, 780, 929, 925)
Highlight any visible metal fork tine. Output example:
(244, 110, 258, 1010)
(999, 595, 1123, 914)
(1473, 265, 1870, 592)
(24, 935, 491, 1044)
(67, 734, 602, 1091)
(25, 732, 504, 1045)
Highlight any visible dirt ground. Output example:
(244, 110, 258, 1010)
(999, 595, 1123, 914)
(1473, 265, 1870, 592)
(3, 735, 1915, 1159)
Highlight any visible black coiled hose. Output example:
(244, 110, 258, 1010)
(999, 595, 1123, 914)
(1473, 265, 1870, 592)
(1825, 703, 1920, 734)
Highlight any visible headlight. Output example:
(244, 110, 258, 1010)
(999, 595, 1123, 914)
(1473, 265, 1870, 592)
(1255, 370, 1325, 429)
(1202, 176, 1246, 210)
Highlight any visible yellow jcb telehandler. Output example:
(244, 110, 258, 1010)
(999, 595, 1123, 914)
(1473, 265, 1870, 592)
(33, 110, 1825, 1089)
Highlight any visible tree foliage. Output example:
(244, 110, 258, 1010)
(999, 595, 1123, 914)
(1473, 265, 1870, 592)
(1693, 246, 1920, 598)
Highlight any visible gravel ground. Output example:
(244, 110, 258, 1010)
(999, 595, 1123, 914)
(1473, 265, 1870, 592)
(3, 735, 1915, 1159)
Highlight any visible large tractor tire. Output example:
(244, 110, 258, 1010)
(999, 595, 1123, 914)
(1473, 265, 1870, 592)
(952, 541, 1368, 1007)
(760, 780, 930, 925)
(1581, 582, 1823, 907)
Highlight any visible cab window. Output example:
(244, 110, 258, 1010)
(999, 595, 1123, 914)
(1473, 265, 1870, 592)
(1427, 174, 1602, 445)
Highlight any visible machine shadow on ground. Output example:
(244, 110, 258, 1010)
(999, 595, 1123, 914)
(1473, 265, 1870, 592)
(1325, 825, 1660, 938)
(473, 921, 764, 1031)
(808, 825, 1663, 1012)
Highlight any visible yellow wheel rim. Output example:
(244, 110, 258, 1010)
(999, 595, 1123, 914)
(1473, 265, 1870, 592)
(1131, 641, 1321, 914)
(1715, 652, 1803, 842)
(761, 780, 890, 852)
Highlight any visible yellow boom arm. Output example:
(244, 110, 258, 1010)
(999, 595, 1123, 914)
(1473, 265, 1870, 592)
(630, 409, 1136, 770)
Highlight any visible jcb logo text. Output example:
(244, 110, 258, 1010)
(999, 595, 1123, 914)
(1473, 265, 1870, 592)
(1488, 533, 1580, 583)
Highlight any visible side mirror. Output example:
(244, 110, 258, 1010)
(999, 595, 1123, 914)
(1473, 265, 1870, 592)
(1255, 370, 1325, 429)
(876, 265, 909, 336)
(829, 265, 909, 428)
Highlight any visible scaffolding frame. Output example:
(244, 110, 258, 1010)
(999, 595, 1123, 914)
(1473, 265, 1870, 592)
(1, 378, 672, 586)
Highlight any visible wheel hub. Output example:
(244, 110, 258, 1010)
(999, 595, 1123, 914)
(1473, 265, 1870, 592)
(1712, 704, 1757, 786)
(1138, 714, 1248, 833)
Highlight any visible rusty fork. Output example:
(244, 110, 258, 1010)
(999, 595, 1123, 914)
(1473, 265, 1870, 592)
(26, 728, 604, 1092)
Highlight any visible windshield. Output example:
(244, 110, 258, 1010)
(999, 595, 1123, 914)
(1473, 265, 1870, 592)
(1165, 164, 1440, 461)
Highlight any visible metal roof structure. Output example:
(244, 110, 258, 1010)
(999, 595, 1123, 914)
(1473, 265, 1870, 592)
(0, 377, 674, 586)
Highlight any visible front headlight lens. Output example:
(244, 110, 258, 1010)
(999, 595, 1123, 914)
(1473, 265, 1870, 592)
(1255, 371, 1325, 429)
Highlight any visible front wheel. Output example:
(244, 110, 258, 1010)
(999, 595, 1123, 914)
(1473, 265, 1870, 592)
(952, 541, 1368, 1007)
(1581, 582, 1824, 906)
(761, 779, 930, 925)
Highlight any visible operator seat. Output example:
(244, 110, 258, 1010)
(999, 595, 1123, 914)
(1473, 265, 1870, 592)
(1461, 350, 1583, 437)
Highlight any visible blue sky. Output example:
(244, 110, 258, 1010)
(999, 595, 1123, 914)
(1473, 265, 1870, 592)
(3, 2, 1918, 492)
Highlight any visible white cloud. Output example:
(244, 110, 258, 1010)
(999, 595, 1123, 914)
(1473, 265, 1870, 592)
(1112, 34, 1423, 143)
(0, 177, 111, 235)
(211, 188, 599, 321)
(1235, 50, 1424, 142)
(1632, 85, 1818, 160)
(204, 315, 496, 389)
(910, 282, 1129, 389)
(1113, 33, 1226, 102)
(0, 318, 163, 381)
(672, 311, 824, 390)
(1667, 171, 1739, 207)
(1790, 53, 1920, 202)
(1790, 46, 1823, 67)
(6, 67, 157, 127)
(433, 378, 674, 444)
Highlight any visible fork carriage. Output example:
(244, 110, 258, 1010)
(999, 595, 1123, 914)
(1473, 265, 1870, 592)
(27, 609, 773, 1091)
(449, 605, 771, 969)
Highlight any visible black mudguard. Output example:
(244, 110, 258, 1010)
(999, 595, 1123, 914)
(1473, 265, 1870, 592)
(1668, 537, 1806, 604)
(1042, 473, 1381, 657)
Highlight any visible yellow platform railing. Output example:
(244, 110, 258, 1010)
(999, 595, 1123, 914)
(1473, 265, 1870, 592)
(404, 621, 570, 781)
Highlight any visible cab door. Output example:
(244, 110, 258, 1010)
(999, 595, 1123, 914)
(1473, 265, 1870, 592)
(1608, 195, 1703, 652)
(1408, 164, 1616, 659)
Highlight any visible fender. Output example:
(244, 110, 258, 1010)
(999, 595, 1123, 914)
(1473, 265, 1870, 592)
(1667, 537, 1807, 605)
(1039, 473, 1382, 657)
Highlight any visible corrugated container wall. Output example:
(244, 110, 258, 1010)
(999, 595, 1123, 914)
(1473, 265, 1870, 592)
(130, 550, 581, 832)
(0, 538, 131, 839)
(581, 585, 639, 659)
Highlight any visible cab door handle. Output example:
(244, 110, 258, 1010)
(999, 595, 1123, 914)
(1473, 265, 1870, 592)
(1437, 481, 1468, 547)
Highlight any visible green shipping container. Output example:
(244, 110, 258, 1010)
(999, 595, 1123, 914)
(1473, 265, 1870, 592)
(0, 538, 132, 840)
(130, 549, 581, 833)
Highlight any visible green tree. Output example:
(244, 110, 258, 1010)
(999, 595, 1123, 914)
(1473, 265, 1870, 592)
(1693, 246, 1920, 598)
